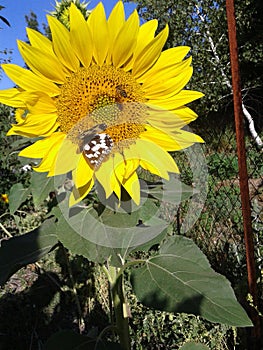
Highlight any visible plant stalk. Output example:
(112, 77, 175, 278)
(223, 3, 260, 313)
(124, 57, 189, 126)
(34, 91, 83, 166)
(109, 266, 131, 350)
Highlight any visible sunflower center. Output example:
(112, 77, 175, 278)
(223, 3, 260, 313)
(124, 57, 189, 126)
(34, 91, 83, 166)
(56, 65, 147, 148)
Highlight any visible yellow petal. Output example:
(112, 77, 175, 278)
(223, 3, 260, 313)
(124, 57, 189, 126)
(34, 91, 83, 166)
(142, 57, 192, 88)
(69, 3, 93, 67)
(73, 154, 94, 188)
(136, 139, 179, 176)
(141, 46, 191, 82)
(124, 19, 158, 72)
(114, 158, 126, 184)
(87, 2, 108, 65)
(148, 90, 204, 110)
(113, 180, 121, 202)
(112, 10, 139, 68)
(140, 126, 183, 151)
(26, 94, 56, 114)
(125, 147, 140, 168)
(173, 106, 198, 123)
(2, 64, 60, 96)
(114, 150, 138, 181)
(133, 25, 169, 79)
(49, 137, 81, 176)
(15, 108, 26, 123)
(8, 113, 59, 137)
(47, 15, 79, 72)
(141, 125, 203, 151)
(69, 179, 94, 206)
(96, 156, 116, 198)
(0, 89, 39, 108)
(170, 129, 204, 145)
(33, 134, 67, 173)
(19, 132, 65, 159)
(135, 19, 158, 55)
(0, 88, 26, 108)
(146, 106, 197, 129)
(26, 28, 54, 54)
(145, 67, 193, 99)
(122, 171, 140, 205)
(113, 153, 140, 204)
(17, 40, 68, 83)
(106, 1, 125, 63)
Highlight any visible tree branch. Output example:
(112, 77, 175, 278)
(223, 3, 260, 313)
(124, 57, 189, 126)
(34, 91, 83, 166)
(195, 4, 263, 148)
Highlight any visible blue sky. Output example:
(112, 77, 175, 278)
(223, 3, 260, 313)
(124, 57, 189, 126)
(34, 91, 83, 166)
(0, 0, 137, 89)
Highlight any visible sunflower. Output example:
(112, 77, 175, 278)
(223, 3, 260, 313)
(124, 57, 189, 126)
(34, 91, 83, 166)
(0, 1, 203, 206)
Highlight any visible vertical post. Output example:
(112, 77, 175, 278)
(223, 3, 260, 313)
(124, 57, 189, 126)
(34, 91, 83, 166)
(225, 0, 261, 345)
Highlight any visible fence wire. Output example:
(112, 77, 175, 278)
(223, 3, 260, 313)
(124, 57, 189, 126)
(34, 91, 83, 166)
(177, 112, 263, 307)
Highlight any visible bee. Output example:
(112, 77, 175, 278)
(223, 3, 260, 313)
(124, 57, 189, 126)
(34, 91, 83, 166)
(116, 84, 128, 98)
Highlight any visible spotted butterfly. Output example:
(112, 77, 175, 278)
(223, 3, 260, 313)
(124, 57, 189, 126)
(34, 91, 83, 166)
(79, 123, 113, 167)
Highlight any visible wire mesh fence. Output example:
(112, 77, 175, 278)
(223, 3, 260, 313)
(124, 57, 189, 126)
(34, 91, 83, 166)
(177, 110, 263, 308)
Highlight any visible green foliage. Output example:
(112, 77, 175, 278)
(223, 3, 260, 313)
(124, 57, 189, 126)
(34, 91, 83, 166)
(207, 153, 239, 180)
(131, 236, 252, 327)
(128, 301, 232, 350)
(0, 105, 30, 206)
(25, 11, 39, 32)
(0, 218, 58, 286)
(179, 343, 209, 350)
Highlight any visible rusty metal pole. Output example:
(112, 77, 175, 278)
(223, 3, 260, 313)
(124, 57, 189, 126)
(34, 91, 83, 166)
(225, 0, 261, 344)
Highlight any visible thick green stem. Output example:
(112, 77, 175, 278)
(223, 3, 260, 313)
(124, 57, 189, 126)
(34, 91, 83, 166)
(109, 266, 131, 350)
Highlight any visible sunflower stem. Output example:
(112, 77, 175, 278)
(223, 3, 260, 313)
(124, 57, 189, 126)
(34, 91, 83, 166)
(108, 265, 131, 350)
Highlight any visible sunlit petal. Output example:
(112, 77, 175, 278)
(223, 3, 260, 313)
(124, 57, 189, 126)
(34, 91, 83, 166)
(87, 2, 108, 65)
(48, 15, 79, 72)
(69, 3, 93, 67)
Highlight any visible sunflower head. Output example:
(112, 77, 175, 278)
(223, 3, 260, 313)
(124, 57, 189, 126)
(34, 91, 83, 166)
(0, 1, 203, 207)
(50, 0, 90, 29)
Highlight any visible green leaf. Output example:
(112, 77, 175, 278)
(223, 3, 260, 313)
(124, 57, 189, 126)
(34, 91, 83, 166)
(147, 178, 195, 204)
(0, 218, 58, 286)
(54, 208, 123, 266)
(44, 330, 122, 350)
(179, 342, 210, 350)
(131, 236, 252, 327)
(54, 204, 167, 266)
(30, 172, 65, 206)
(8, 183, 31, 214)
(98, 197, 160, 227)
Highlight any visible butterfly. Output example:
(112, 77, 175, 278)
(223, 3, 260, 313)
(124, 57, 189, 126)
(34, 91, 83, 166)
(79, 123, 113, 167)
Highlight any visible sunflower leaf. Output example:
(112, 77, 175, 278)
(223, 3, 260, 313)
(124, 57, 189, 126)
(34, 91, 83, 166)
(53, 196, 168, 264)
(0, 218, 58, 286)
(131, 235, 252, 327)
(30, 171, 54, 205)
(146, 177, 195, 204)
(30, 172, 66, 206)
(8, 182, 31, 214)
